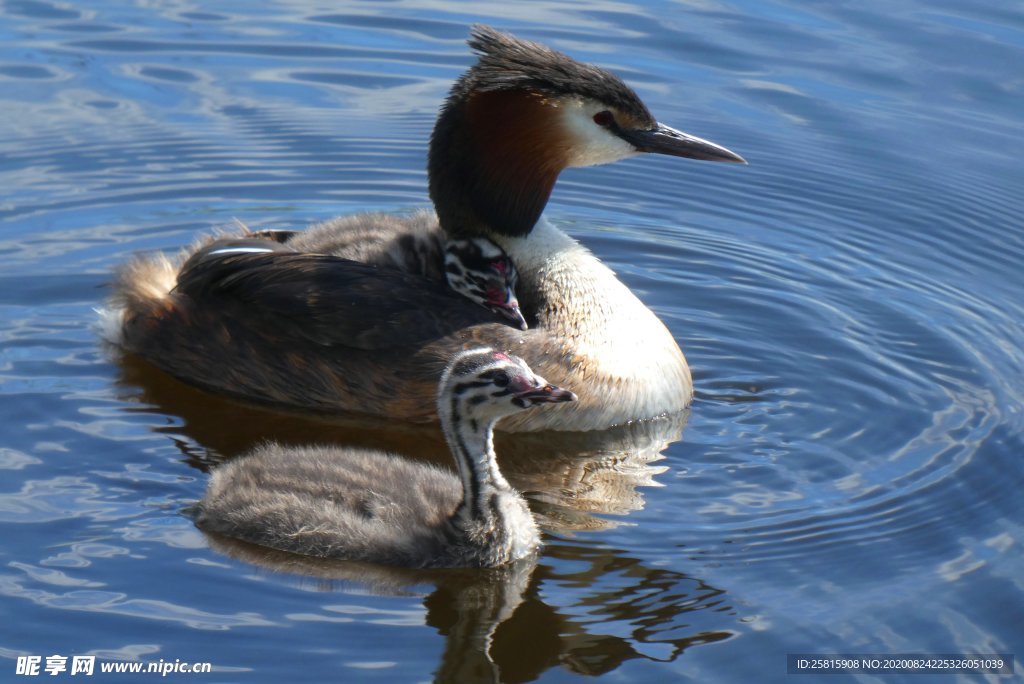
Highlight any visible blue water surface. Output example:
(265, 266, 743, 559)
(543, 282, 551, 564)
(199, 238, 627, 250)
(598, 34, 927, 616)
(1, 1, 1022, 682)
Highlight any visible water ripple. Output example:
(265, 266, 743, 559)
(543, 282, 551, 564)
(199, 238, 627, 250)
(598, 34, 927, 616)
(0, 2, 1021, 681)
(0, 575, 276, 630)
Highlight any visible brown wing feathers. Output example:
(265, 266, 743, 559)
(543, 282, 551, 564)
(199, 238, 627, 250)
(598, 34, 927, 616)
(174, 250, 502, 350)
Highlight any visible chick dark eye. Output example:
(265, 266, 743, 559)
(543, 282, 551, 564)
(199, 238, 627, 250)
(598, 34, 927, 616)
(492, 371, 510, 387)
(593, 110, 614, 127)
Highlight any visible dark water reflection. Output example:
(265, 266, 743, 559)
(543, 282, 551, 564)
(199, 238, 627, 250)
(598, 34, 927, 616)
(202, 535, 732, 683)
(2, 0, 1022, 682)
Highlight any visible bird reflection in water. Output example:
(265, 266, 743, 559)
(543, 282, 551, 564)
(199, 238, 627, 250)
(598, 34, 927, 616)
(203, 533, 734, 682)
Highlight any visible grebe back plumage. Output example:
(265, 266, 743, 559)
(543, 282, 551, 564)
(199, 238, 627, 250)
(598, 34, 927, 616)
(182, 218, 526, 328)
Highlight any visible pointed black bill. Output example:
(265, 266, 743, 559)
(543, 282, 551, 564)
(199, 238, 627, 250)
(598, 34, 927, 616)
(514, 383, 577, 407)
(619, 123, 746, 164)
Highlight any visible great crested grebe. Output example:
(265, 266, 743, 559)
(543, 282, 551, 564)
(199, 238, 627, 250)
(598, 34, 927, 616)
(104, 25, 744, 431)
(194, 349, 575, 568)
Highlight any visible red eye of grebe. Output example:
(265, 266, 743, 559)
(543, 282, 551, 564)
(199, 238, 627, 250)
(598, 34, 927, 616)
(592, 110, 613, 127)
(491, 260, 507, 274)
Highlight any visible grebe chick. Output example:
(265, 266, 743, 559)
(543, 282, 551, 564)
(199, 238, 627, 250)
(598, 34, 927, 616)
(194, 349, 575, 568)
(105, 25, 744, 431)
(444, 238, 526, 330)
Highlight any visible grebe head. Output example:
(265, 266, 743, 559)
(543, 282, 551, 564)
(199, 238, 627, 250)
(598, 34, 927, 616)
(430, 25, 745, 239)
(439, 348, 577, 424)
(444, 238, 527, 330)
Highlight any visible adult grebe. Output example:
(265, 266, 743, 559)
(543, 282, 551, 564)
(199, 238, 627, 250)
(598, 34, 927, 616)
(194, 349, 575, 568)
(104, 26, 744, 431)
